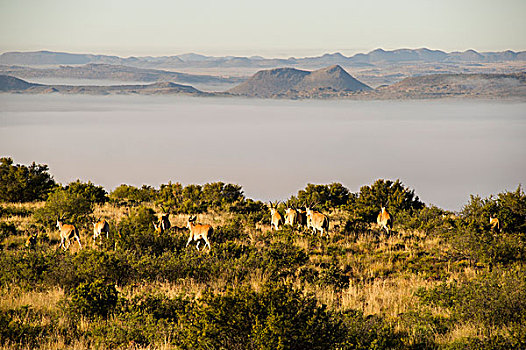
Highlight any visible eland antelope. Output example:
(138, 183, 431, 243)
(489, 216, 500, 231)
(57, 219, 82, 250)
(153, 207, 171, 234)
(268, 202, 283, 231)
(186, 215, 212, 250)
(377, 207, 392, 234)
(93, 218, 110, 240)
(284, 207, 298, 227)
(25, 232, 38, 248)
(305, 206, 329, 237)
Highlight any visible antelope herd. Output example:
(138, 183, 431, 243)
(42, 202, 502, 251)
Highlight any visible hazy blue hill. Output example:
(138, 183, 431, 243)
(0, 74, 38, 90)
(2, 49, 525, 69)
(0, 63, 243, 85)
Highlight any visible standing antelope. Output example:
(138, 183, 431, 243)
(377, 207, 392, 234)
(297, 209, 308, 230)
(57, 218, 82, 250)
(489, 216, 500, 231)
(186, 215, 212, 250)
(25, 232, 38, 248)
(305, 207, 329, 237)
(153, 207, 171, 234)
(284, 207, 298, 227)
(93, 218, 110, 240)
(268, 202, 283, 231)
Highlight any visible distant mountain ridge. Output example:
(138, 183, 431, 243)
(1, 48, 525, 69)
(228, 65, 371, 97)
(0, 63, 243, 85)
(1, 72, 524, 99)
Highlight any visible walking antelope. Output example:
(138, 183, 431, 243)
(489, 216, 500, 231)
(284, 207, 298, 227)
(153, 206, 171, 234)
(268, 202, 283, 231)
(377, 207, 393, 234)
(56, 218, 82, 250)
(186, 215, 212, 250)
(92, 218, 110, 240)
(305, 206, 329, 237)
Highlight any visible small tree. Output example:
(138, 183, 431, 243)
(352, 179, 424, 222)
(291, 183, 352, 211)
(64, 180, 108, 205)
(34, 187, 93, 229)
(0, 157, 56, 202)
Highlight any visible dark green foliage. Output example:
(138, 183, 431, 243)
(0, 307, 50, 348)
(0, 157, 56, 202)
(461, 185, 526, 234)
(352, 179, 424, 223)
(417, 268, 526, 328)
(0, 221, 17, 240)
(116, 206, 183, 255)
(318, 262, 350, 290)
(49, 249, 132, 292)
(0, 249, 59, 289)
(33, 187, 94, 229)
(64, 180, 108, 205)
(110, 184, 156, 204)
(69, 279, 118, 318)
(183, 283, 346, 350)
(340, 311, 404, 350)
(291, 182, 352, 210)
(156, 181, 250, 214)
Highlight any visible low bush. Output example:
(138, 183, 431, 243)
(68, 278, 118, 318)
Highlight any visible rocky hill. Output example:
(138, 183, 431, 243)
(0, 75, 39, 91)
(0, 75, 205, 95)
(228, 65, 370, 97)
(373, 72, 526, 99)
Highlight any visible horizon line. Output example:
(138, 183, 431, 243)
(1, 47, 526, 60)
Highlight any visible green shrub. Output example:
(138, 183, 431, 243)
(351, 179, 424, 223)
(181, 283, 346, 350)
(290, 182, 353, 210)
(69, 278, 118, 318)
(110, 184, 156, 204)
(417, 268, 526, 329)
(0, 157, 56, 202)
(33, 187, 93, 229)
(64, 180, 108, 205)
(0, 222, 17, 241)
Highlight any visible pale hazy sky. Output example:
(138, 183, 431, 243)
(1, 0, 525, 57)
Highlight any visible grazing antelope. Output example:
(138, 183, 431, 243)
(56, 219, 82, 250)
(489, 216, 500, 231)
(153, 207, 171, 234)
(305, 207, 329, 237)
(377, 207, 392, 234)
(284, 207, 298, 227)
(268, 202, 283, 231)
(186, 215, 212, 250)
(93, 218, 110, 240)
(25, 232, 38, 248)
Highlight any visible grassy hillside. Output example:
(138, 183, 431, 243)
(0, 158, 525, 349)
